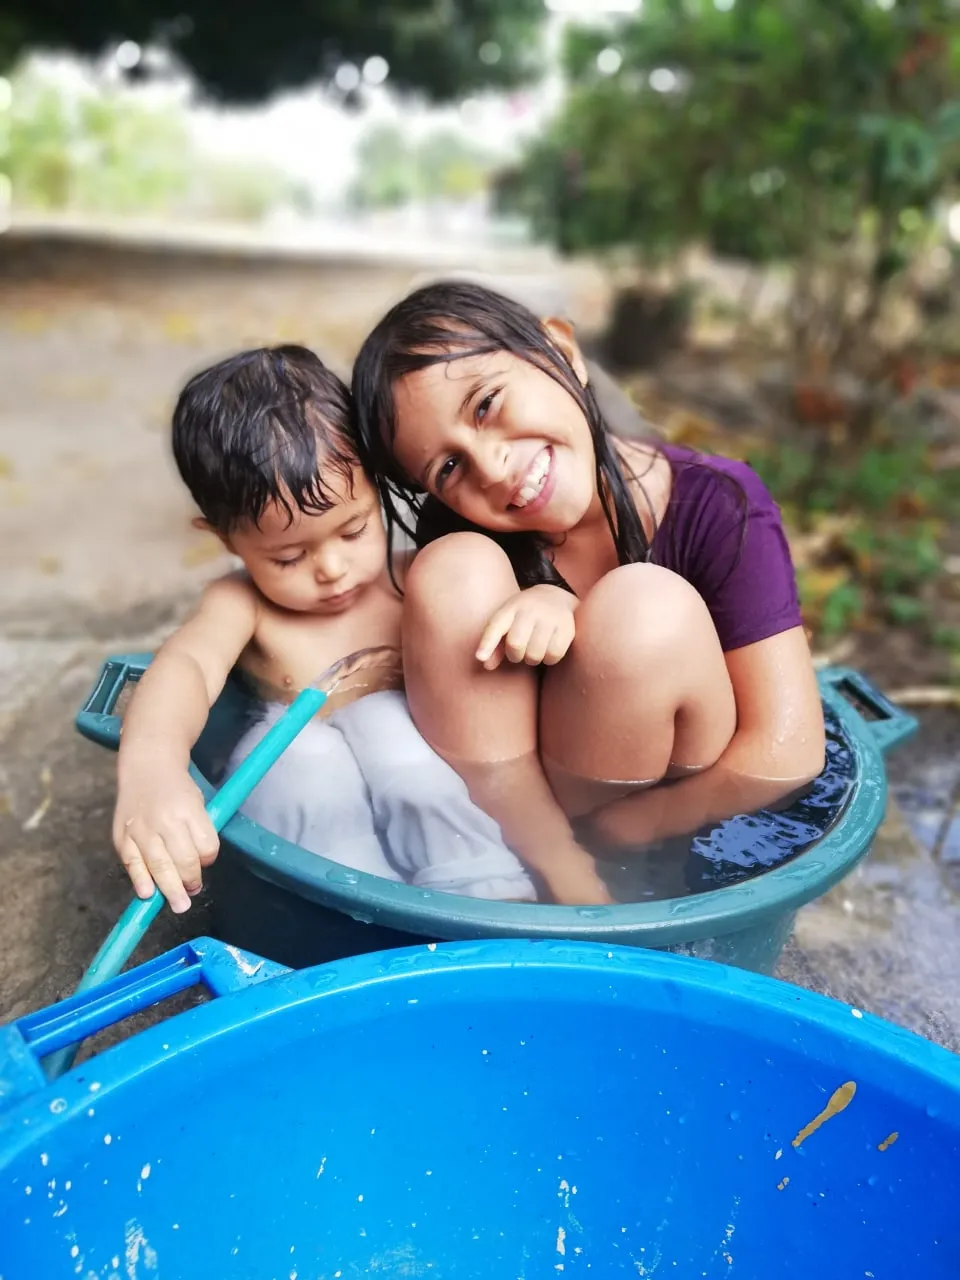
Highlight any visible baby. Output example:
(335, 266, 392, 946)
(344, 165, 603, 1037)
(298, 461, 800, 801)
(113, 345, 535, 912)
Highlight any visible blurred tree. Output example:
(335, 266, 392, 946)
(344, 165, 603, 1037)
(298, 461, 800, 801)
(4, 65, 191, 212)
(415, 128, 496, 200)
(1, 75, 75, 208)
(2, 62, 299, 219)
(68, 90, 191, 213)
(501, 0, 960, 384)
(0, 0, 544, 102)
(349, 123, 496, 208)
(349, 124, 418, 208)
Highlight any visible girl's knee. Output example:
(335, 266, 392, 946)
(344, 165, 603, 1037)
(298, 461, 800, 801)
(407, 532, 512, 596)
(575, 563, 717, 674)
(405, 533, 517, 635)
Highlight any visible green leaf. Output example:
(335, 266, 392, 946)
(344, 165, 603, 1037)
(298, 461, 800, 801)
(821, 583, 865, 638)
(886, 594, 928, 625)
(934, 100, 960, 142)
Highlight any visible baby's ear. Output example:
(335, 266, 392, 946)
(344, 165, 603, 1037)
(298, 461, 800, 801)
(542, 317, 588, 387)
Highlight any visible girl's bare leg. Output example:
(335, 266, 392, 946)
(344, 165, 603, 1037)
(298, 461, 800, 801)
(401, 533, 611, 903)
(539, 563, 737, 819)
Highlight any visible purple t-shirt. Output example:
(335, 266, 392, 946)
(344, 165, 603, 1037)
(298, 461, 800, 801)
(651, 444, 802, 652)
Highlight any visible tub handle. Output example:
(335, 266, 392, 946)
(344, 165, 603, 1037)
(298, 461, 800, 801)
(819, 666, 918, 754)
(75, 653, 153, 751)
(0, 939, 288, 1108)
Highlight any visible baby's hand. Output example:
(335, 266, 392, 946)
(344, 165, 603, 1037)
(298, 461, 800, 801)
(475, 585, 577, 671)
(112, 764, 219, 913)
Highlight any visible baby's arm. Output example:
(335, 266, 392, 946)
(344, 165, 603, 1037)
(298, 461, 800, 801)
(114, 574, 259, 912)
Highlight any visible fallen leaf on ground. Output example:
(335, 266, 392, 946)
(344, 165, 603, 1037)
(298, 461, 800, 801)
(22, 766, 53, 833)
(181, 535, 226, 568)
(10, 311, 50, 335)
(161, 313, 199, 341)
(3, 483, 31, 507)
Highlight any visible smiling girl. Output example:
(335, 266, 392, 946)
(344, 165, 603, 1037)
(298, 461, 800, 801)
(352, 281, 826, 905)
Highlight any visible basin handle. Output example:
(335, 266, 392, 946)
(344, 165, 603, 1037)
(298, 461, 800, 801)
(0, 939, 288, 1109)
(75, 653, 153, 751)
(819, 667, 918, 754)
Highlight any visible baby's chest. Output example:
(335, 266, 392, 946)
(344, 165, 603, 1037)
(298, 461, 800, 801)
(246, 601, 402, 694)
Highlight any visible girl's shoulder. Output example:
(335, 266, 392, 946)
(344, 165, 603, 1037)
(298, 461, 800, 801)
(659, 442, 777, 516)
(653, 442, 802, 651)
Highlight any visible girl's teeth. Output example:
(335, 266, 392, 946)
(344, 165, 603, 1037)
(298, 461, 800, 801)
(514, 451, 549, 507)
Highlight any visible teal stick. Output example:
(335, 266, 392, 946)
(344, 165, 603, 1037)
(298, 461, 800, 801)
(45, 683, 329, 1078)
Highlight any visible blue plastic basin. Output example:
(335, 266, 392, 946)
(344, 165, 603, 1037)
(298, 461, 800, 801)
(2, 939, 958, 1277)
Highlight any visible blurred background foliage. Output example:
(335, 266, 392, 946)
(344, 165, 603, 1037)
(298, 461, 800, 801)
(2, 0, 960, 679)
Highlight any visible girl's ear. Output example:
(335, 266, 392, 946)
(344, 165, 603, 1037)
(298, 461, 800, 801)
(542, 317, 589, 387)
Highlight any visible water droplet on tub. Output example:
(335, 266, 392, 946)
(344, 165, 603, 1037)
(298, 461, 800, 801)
(325, 867, 360, 886)
(666, 899, 696, 918)
(729, 1111, 741, 1122)
(576, 907, 609, 920)
(49, 1099, 66, 1115)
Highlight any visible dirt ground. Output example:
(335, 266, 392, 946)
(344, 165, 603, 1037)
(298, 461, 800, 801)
(1, 231, 957, 1061)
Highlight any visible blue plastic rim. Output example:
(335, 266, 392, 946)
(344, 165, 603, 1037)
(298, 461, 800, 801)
(1, 939, 958, 1278)
(75, 657, 918, 962)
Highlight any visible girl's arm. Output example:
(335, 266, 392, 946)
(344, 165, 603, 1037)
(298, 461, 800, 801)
(114, 574, 259, 911)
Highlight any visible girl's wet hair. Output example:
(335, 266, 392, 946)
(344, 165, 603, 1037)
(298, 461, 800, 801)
(172, 345, 358, 534)
(351, 281, 657, 589)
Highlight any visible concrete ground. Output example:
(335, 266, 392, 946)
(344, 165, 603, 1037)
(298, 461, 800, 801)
(1, 233, 957, 1058)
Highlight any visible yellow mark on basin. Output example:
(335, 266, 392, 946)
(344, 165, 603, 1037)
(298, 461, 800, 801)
(878, 1131, 899, 1152)
(792, 1081, 857, 1148)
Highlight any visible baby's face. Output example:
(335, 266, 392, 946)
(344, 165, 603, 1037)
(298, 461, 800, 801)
(228, 466, 388, 615)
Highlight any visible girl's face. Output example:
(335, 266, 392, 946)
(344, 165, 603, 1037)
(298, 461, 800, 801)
(390, 320, 599, 536)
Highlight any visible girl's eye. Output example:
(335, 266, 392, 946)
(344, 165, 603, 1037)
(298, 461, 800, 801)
(342, 522, 368, 542)
(435, 456, 460, 490)
(273, 552, 305, 568)
(475, 390, 499, 424)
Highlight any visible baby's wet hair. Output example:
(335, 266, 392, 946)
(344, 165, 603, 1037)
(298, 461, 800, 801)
(172, 345, 359, 534)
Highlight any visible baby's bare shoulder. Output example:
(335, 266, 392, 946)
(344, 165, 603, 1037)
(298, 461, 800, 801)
(174, 570, 259, 636)
(200, 569, 260, 610)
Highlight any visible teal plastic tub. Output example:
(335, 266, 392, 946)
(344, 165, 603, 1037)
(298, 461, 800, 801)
(76, 660, 916, 974)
